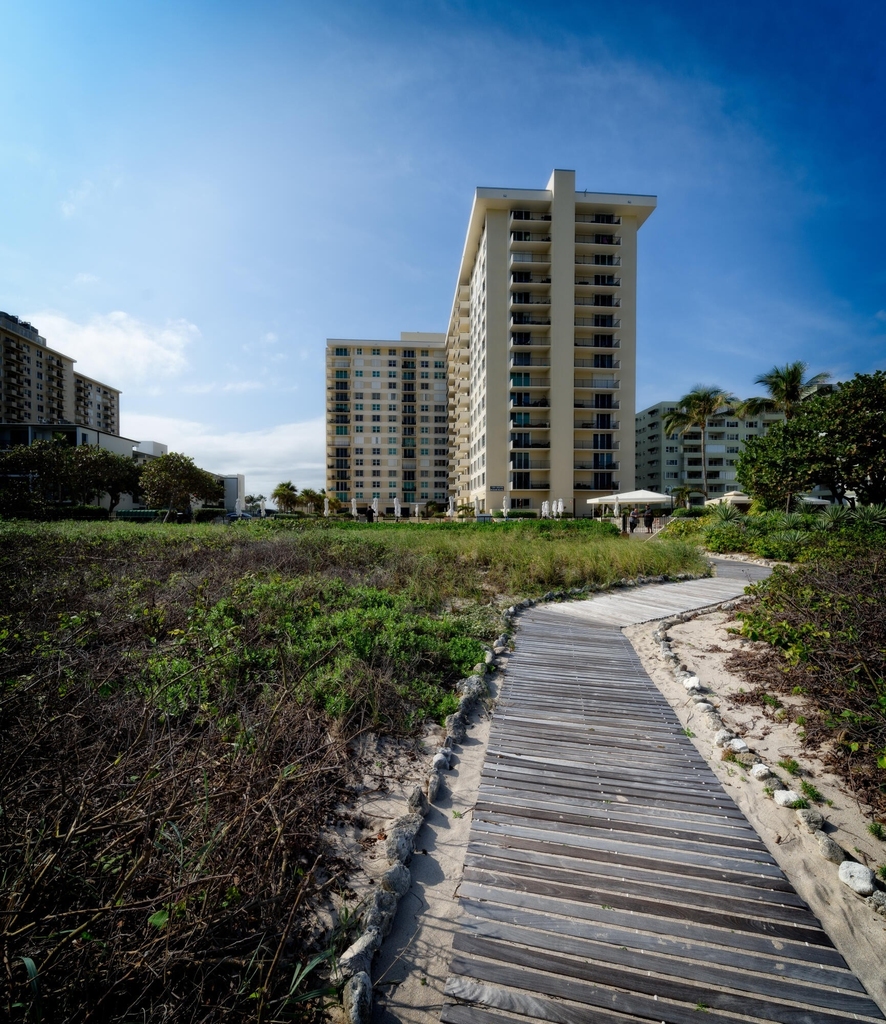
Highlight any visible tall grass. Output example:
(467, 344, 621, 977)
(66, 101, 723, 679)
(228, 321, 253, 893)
(0, 518, 705, 1021)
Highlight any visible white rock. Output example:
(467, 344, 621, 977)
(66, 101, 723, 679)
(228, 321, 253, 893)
(683, 674, 700, 687)
(750, 763, 772, 781)
(838, 861, 875, 896)
(432, 752, 450, 771)
(773, 789, 801, 807)
(727, 738, 749, 754)
(343, 971, 373, 1023)
(714, 729, 734, 748)
(796, 808, 824, 832)
(693, 702, 714, 713)
(815, 830, 845, 864)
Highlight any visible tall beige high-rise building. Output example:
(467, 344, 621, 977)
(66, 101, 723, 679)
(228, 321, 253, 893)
(446, 169, 655, 513)
(325, 332, 449, 510)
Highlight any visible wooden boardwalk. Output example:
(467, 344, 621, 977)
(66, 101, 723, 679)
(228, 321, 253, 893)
(441, 567, 883, 1024)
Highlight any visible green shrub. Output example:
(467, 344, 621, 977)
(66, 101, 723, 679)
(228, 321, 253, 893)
(193, 506, 227, 523)
(703, 524, 748, 553)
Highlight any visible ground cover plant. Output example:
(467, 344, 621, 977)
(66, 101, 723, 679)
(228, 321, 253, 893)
(661, 502, 886, 562)
(0, 518, 704, 1022)
(728, 554, 886, 818)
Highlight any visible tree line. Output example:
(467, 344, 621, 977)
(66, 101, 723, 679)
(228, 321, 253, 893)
(0, 441, 222, 518)
(663, 363, 886, 509)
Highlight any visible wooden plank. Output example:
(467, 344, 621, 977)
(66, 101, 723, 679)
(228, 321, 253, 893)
(466, 830, 793, 891)
(448, 941, 880, 1024)
(456, 881, 849, 967)
(462, 858, 820, 930)
(457, 897, 865, 992)
(454, 916, 876, 1013)
(463, 841, 805, 904)
(469, 818, 786, 879)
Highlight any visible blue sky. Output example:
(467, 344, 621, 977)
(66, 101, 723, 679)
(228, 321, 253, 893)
(3, 0, 884, 499)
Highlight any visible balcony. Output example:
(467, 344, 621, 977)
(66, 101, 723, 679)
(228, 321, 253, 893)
(574, 439, 620, 450)
(511, 251, 551, 266)
(575, 234, 621, 245)
(510, 377, 550, 388)
(574, 337, 620, 348)
(574, 358, 620, 369)
(510, 397, 550, 408)
(575, 214, 621, 224)
(510, 438, 551, 450)
(511, 274, 551, 284)
(511, 213, 551, 224)
(575, 480, 620, 491)
(575, 317, 621, 328)
(510, 232, 551, 243)
(509, 419, 550, 429)
(575, 276, 620, 287)
(574, 420, 620, 431)
(575, 255, 621, 266)
(574, 460, 619, 471)
(510, 294, 551, 306)
(574, 296, 621, 307)
(511, 481, 550, 490)
(574, 378, 619, 389)
(510, 334, 550, 347)
(511, 314, 551, 327)
(510, 459, 550, 470)
(510, 356, 551, 368)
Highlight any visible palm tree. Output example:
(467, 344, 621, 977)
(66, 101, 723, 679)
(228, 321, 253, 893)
(663, 386, 738, 498)
(739, 361, 832, 420)
(271, 480, 299, 513)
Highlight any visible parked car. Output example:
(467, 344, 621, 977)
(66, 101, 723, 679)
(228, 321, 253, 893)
(225, 511, 253, 521)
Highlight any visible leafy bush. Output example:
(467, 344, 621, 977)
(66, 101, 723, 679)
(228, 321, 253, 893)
(671, 506, 709, 518)
(731, 554, 886, 815)
(703, 523, 748, 553)
(193, 506, 227, 522)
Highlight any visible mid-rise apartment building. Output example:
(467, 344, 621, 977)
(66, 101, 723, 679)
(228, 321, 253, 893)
(0, 311, 120, 434)
(325, 332, 449, 510)
(635, 401, 784, 500)
(446, 169, 655, 513)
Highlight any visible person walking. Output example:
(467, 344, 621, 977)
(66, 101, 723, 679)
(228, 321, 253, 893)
(643, 506, 655, 534)
(629, 507, 639, 533)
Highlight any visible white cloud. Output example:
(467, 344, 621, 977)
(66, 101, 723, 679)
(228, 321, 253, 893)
(60, 180, 95, 218)
(180, 380, 265, 395)
(119, 413, 327, 498)
(73, 272, 100, 285)
(28, 310, 198, 387)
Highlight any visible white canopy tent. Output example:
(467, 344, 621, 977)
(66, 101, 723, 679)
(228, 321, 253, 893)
(586, 489, 674, 506)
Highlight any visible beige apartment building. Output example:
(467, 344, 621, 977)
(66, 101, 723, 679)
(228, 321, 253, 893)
(635, 401, 784, 501)
(0, 311, 120, 435)
(446, 169, 655, 513)
(325, 332, 449, 510)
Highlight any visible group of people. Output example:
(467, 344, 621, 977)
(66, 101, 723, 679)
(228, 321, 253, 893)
(628, 505, 656, 534)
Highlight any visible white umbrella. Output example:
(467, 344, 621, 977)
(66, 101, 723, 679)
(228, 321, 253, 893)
(556, 498, 564, 518)
(351, 498, 358, 519)
(371, 498, 379, 517)
(394, 498, 401, 519)
(260, 498, 266, 518)
(323, 496, 330, 517)
(235, 497, 242, 514)
(502, 495, 510, 519)
(473, 497, 479, 517)
(541, 500, 549, 518)
(448, 496, 455, 517)
(414, 502, 420, 518)
(613, 501, 620, 517)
